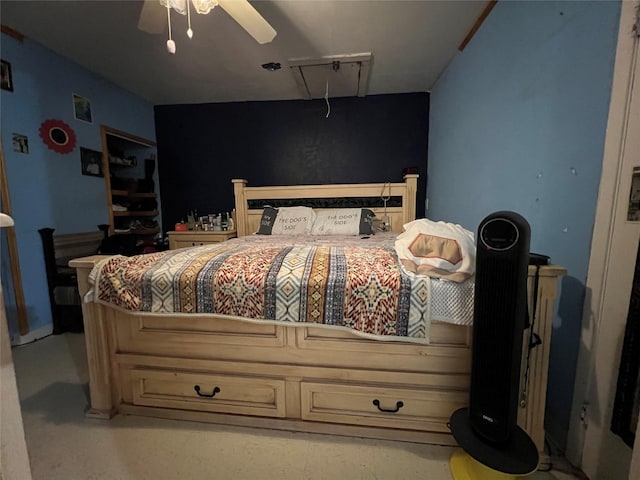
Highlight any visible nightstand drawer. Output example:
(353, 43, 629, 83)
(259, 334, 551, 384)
(168, 230, 236, 249)
(127, 368, 286, 418)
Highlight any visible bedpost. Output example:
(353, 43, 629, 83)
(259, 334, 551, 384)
(69, 255, 116, 419)
(403, 174, 419, 224)
(519, 264, 566, 469)
(232, 179, 248, 237)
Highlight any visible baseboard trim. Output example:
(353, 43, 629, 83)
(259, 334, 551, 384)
(10, 324, 54, 346)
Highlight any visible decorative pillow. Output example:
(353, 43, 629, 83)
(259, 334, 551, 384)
(271, 206, 316, 235)
(256, 206, 278, 235)
(311, 208, 376, 235)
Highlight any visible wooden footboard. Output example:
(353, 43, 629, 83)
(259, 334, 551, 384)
(70, 255, 564, 468)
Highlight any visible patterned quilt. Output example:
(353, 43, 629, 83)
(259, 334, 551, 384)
(88, 234, 474, 343)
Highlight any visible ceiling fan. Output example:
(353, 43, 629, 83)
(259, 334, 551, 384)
(138, 0, 277, 53)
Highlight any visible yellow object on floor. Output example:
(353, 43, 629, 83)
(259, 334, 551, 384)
(450, 449, 537, 480)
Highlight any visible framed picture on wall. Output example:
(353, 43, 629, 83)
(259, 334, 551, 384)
(72, 93, 93, 123)
(1, 60, 13, 91)
(80, 147, 103, 177)
(11, 133, 29, 154)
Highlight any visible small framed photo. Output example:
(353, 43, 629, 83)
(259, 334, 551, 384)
(80, 147, 103, 177)
(73, 93, 93, 123)
(1, 60, 13, 91)
(12, 133, 29, 154)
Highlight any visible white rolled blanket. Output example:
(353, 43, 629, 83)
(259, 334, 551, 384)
(395, 218, 476, 283)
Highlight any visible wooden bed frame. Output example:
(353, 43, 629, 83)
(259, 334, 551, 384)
(231, 175, 418, 236)
(70, 175, 565, 468)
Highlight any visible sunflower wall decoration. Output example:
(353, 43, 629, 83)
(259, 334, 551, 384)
(39, 119, 77, 154)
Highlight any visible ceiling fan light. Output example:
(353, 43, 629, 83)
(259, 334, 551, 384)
(160, 0, 187, 15)
(149, 0, 276, 49)
(192, 0, 218, 15)
(0, 214, 15, 227)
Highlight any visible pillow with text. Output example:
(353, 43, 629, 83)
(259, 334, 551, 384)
(270, 206, 316, 235)
(311, 208, 376, 235)
(256, 206, 278, 235)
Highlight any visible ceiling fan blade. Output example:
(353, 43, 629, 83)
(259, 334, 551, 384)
(218, 0, 276, 44)
(138, 0, 166, 34)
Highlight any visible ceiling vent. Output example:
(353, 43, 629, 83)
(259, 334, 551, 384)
(288, 53, 371, 100)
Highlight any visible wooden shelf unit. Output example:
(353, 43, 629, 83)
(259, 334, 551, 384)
(111, 190, 157, 199)
(100, 126, 159, 240)
(112, 210, 159, 217)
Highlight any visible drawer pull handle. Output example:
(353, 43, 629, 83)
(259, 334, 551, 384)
(194, 385, 221, 398)
(372, 399, 404, 413)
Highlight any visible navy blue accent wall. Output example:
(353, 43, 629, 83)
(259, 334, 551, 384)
(154, 93, 428, 228)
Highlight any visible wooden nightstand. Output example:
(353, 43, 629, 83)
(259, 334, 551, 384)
(168, 230, 237, 249)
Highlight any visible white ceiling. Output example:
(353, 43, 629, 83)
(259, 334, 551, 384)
(0, 0, 490, 105)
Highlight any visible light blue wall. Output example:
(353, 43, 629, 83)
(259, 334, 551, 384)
(427, 1, 621, 446)
(0, 34, 156, 336)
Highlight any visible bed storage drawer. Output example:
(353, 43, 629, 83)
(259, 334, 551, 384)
(112, 312, 287, 361)
(126, 368, 287, 418)
(300, 382, 467, 432)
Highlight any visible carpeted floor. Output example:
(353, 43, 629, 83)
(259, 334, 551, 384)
(11, 333, 583, 480)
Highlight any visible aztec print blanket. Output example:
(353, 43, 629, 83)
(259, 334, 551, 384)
(88, 234, 474, 343)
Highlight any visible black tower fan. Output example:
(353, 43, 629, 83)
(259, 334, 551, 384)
(449, 211, 538, 476)
(470, 211, 530, 443)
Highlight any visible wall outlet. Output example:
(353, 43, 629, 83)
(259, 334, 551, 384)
(580, 403, 589, 427)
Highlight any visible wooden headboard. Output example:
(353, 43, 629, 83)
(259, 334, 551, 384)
(232, 174, 419, 237)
